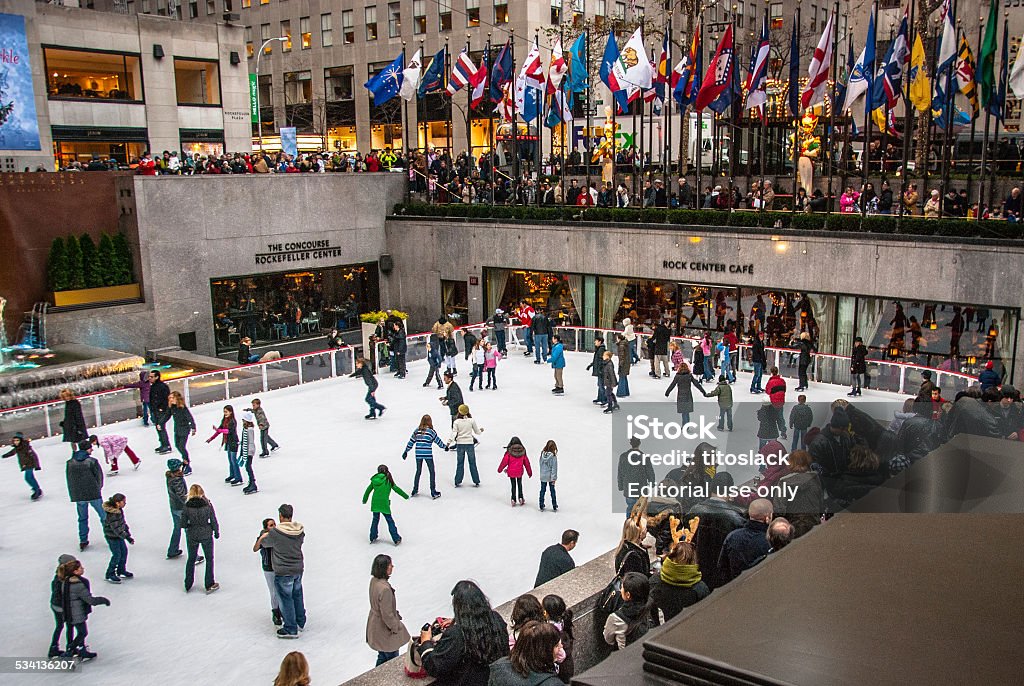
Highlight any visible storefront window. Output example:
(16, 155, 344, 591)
(327, 125, 357, 153)
(174, 59, 221, 105)
(210, 264, 380, 353)
(44, 48, 142, 101)
(181, 140, 224, 158)
(487, 269, 582, 326)
(441, 280, 469, 325)
(607, 279, 677, 331)
(54, 140, 144, 170)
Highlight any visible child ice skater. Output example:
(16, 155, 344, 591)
(58, 557, 110, 660)
(239, 409, 258, 494)
(3, 432, 42, 500)
(168, 392, 196, 475)
(251, 398, 280, 457)
(362, 464, 408, 545)
(484, 341, 502, 390)
(469, 338, 486, 391)
(498, 437, 533, 507)
(403, 414, 446, 499)
(538, 440, 558, 512)
(207, 405, 242, 485)
(101, 493, 134, 584)
(90, 433, 141, 475)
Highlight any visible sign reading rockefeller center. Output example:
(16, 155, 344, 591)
(254, 240, 346, 265)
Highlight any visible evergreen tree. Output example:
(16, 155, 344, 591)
(47, 237, 69, 292)
(80, 234, 103, 288)
(98, 233, 116, 286)
(111, 232, 134, 285)
(65, 235, 85, 290)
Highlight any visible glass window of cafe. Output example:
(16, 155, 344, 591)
(44, 47, 142, 101)
(210, 263, 380, 353)
(486, 269, 582, 326)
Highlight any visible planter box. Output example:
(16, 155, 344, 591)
(52, 283, 142, 307)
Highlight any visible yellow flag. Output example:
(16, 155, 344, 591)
(909, 34, 931, 113)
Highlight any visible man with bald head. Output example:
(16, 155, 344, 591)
(717, 498, 773, 585)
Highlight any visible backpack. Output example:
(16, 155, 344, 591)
(403, 637, 427, 678)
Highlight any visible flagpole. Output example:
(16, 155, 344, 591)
(826, 1, 840, 215)
(727, 5, 737, 210)
(444, 39, 452, 161)
(965, 15, 984, 212)
(510, 30, 519, 204)
(792, 3, 801, 217)
(758, 6, 769, 223)
(585, 28, 593, 199)
(401, 42, 410, 203)
(922, 14, 940, 205)
(664, 18, 672, 192)
(880, 21, 892, 189)
(899, 3, 916, 220)
(938, 0, 961, 219)
(535, 30, 543, 208)
(648, 40, 655, 189)
(695, 23, 703, 210)
(860, 3, 877, 218)
(464, 36, 472, 174)
(558, 23, 566, 203)
(986, 18, 1005, 215)
(980, 17, 1002, 217)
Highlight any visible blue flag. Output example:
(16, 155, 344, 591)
(418, 48, 446, 97)
(364, 52, 404, 106)
(566, 32, 588, 94)
(788, 19, 800, 116)
(991, 20, 1008, 121)
(599, 32, 631, 114)
(490, 41, 513, 103)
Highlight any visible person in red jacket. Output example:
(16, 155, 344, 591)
(498, 437, 533, 508)
(764, 367, 788, 442)
(136, 151, 157, 176)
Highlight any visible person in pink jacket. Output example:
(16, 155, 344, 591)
(498, 436, 533, 507)
(89, 434, 141, 475)
(483, 342, 502, 390)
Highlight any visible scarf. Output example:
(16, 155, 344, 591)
(660, 559, 702, 588)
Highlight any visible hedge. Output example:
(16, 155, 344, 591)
(392, 202, 1024, 240)
(46, 232, 136, 292)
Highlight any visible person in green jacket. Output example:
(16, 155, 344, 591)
(362, 464, 408, 545)
(705, 375, 734, 432)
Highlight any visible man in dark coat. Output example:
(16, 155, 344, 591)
(66, 441, 105, 551)
(586, 336, 608, 405)
(617, 438, 655, 516)
(717, 498, 772, 585)
(388, 321, 407, 379)
(686, 472, 747, 590)
(650, 321, 672, 378)
(848, 336, 868, 396)
(534, 529, 578, 587)
(149, 371, 172, 454)
(441, 372, 463, 426)
(809, 409, 854, 492)
(531, 311, 553, 364)
(750, 331, 767, 393)
(978, 361, 1001, 392)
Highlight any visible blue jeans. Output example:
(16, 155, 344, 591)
(524, 327, 534, 353)
(791, 428, 805, 452)
(495, 330, 507, 353)
(596, 377, 607, 403)
(247, 354, 260, 363)
(539, 481, 558, 509)
(154, 411, 170, 450)
(376, 650, 400, 666)
(722, 355, 735, 383)
(718, 407, 733, 431)
(370, 512, 401, 543)
(23, 469, 41, 495)
(168, 509, 183, 556)
(141, 401, 150, 425)
(226, 449, 242, 482)
(624, 496, 638, 517)
(534, 334, 550, 362)
(105, 537, 128, 578)
(454, 444, 480, 486)
(76, 499, 104, 543)
(274, 573, 307, 635)
(680, 411, 691, 425)
(364, 390, 386, 417)
(629, 339, 639, 363)
(751, 362, 764, 391)
(702, 357, 714, 381)
(617, 375, 630, 397)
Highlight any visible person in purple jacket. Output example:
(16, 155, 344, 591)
(123, 371, 152, 426)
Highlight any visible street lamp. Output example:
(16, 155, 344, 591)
(255, 36, 289, 152)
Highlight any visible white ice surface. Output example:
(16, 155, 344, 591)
(0, 351, 897, 684)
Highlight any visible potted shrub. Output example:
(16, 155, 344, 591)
(359, 310, 409, 369)
(49, 232, 142, 307)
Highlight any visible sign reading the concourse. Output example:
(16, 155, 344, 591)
(255, 241, 346, 265)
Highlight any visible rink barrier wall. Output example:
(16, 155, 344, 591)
(340, 549, 619, 686)
(0, 324, 975, 444)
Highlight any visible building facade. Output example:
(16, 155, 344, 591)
(0, 0, 250, 171)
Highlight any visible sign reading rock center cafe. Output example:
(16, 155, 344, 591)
(254, 240, 346, 265)
(663, 259, 755, 274)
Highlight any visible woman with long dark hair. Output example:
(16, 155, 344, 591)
(168, 391, 196, 475)
(403, 415, 446, 499)
(366, 553, 410, 666)
(208, 405, 242, 485)
(361, 465, 408, 545)
(418, 579, 509, 685)
(60, 389, 89, 455)
(488, 621, 563, 686)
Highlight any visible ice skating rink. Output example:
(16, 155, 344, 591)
(0, 351, 895, 684)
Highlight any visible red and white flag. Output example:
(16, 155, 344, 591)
(801, 12, 834, 110)
(546, 38, 568, 95)
(446, 50, 479, 95)
(470, 55, 488, 107)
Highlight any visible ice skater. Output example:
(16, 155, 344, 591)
(49, 553, 77, 658)
(443, 331, 459, 376)
(60, 389, 89, 456)
(101, 493, 134, 584)
(484, 341, 502, 390)
(181, 484, 219, 594)
(253, 518, 283, 626)
(362, 464, 408, 545)
(168, 392, 196, 475)
(538, 440, 558, 512)
(601, 351, 619, 414)
(58, 557, 110, 660)
(165, 458, 189, 560)
(150, 370, 172, 454)
(66, 441, 105, 552)
(351, 357, 386, 420)
(548, 335, 566, 394)
(448, 404, 483, 487)
(440, 371, 464, 426)
(403, 415, 446, 499)
(207, 405, 242, 485)
(122, 371, 152, 426)
(469, 338, 486, 391)
(239, 409, 258, 494)
(498, 437, 533, 507)
(251, 398, 280, 456)
(3, 432, 42, 500)
(89, 433, 141, 475)
(424, 333, 444, 389)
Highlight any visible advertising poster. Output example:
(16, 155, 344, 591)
(0, 13, 41, 150)
(280, 126, 297, 157)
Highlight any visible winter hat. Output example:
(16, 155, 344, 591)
(167, 458, 183, 472)
(12, 431, 24, 440)
(623, 317, 631, 325)
(58, 553, 76, 566)
(830, 409, 849, 429)
(495, 308, 504, 314)
(986, 361, 994, 370)
(241, 409, 256, 424)
(458, 404, 470, 416)
(921, 370, 932, 380)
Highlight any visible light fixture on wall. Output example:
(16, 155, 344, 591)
(230, 51, 241, 65)
(153, 44, 165, 59)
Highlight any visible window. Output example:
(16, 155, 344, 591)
(467, 0, 480, 27)
(594, 0, 606, 29)
(571, 0, 583, 27)
(737, 1, 744, 28)
(325, 65, 354, 101)
(300, 17, 311, 49)
(770, 2, 782, 29)
(614, 2, 625, 20)
(809, 4, 816, 31)
(140, 0, 149, 11)
(241, 0, 250, 7)
(44, 48, 142, 101)
(245, 26, 254, 58)
(174, 59, 221, 105)
(284, 70, 312, 104)
(206, 0, 214, 15)
(343, 10, 354, 44)
(321, 13, 333, 47)
(260, 0, 269, 4)
(494, 0, 508, 24)
(389, 2, 401, 37)
(281, 20, 292, 51)
(366, 6, 377, 41)
(261, 23, 271, 55)
(414, 0, 427, 33)
(550, 0, 561, 24)
(439, 0, 452, 31)
(188, 1, 197, 18)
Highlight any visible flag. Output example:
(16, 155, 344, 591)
(871, 106, 900, 136)
(801, 12, 834, 110)
(515, 43, 545, 122)
(613, 28, 654, 96)
(937, 0, 956, 73)
(446, 49, 479, 95)
(470, 53, 488, 108)
(495, 81, 514, 122)
(909, 34, 931, 113)
(490, 40, 513, 103)
(566, 32, 588, 94)
(600, 32, 631, 113)
(841, 3, 875, 112)
(399, 48, 423, 101)
(835, 36, 855, 113)
(993, 21, 1008, 122)
(545, 88, 573, 128)
(673, 22, 701, 106)
(364, 52, 404, 106)
(787, 18, 800, 116)
(979, 0, 999, 109)
(1010, 31, 1024, 99)
(708, 39, 740, 114)
(547, 38, 569, 94)
(695, 24, 734, 112)
(870, 10, 908, 110)
(745, 15, 770, 112)
(955, 33, 980, 120)
(418, 48, 446, 97)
